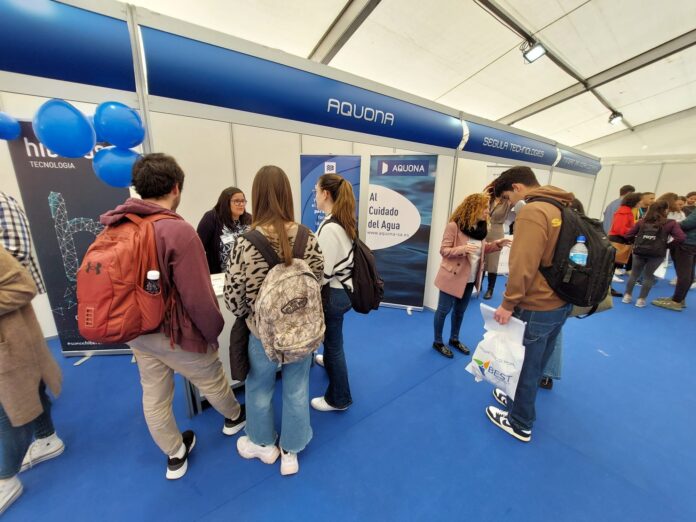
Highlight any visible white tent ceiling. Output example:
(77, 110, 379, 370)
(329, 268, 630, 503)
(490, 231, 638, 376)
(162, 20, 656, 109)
(127, 0, 696, 155)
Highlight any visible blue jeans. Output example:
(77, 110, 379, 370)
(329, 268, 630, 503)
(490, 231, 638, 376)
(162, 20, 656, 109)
(542, 330, 563, 380)
(244, 335, 312, 453)
(0, 382, 55, 479)
(508, 304, 571, 431)
(322, 287, 353, 409)
(433, 284, 475, 344)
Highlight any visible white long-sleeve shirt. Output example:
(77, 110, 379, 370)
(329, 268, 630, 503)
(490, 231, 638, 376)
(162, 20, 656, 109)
(316, 215, 354, 291)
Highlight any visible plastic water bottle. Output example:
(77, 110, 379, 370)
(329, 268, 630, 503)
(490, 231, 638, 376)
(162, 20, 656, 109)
(145, 270, 160, 294)
(569, 236, 588, 266)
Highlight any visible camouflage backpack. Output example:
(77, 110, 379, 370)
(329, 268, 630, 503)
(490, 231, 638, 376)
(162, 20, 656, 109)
(244, 226, 324, 364)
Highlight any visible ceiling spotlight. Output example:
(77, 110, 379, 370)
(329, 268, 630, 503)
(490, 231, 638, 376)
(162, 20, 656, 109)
(608, 111, 623, 125)
(522, 41, 546, 63)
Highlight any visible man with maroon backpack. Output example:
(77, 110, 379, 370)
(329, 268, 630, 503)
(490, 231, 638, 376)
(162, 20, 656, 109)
(99, 153, 244, 479)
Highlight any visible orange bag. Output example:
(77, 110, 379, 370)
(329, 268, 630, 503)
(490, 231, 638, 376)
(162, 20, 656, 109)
(77, 213, 178, 343)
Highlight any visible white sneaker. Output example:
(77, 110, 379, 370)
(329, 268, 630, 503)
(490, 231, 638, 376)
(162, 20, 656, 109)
(621, 294, 632, 304)
(670, 278, 678, 286)
(21, 433, 65, 472)
(612, 275, 624, 283)
(615, 268, 626, 275)
(280, 450, 299, 476)
(236, 436, 279, 464)
(310, 396, 348, 412)
(0, 477, 23, 516)
(636, 298, 647, 308)
(691, 282, 696, 290)
(314, 354, 324, 367)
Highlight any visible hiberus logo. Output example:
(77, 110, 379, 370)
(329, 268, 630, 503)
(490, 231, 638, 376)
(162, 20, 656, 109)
(327, 98, 395, 126)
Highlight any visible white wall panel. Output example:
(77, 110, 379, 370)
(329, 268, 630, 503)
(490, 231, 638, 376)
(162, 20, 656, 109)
(549, 171, 595, 211)
(301, 135, 353, 155)
(232, 124, 302, 221)
(604, 164, 662, 205)
(150, 112, 235, 227)
(655, 163, 696, 197)
(587, 166, 612, 220)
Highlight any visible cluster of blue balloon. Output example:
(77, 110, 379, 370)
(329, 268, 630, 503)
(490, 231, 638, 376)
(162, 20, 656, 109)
(0, 112, 21, 140)
(30, 99, 144, 188)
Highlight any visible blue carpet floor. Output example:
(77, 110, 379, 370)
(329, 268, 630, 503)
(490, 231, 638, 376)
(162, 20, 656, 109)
(6, 274, 695, 521)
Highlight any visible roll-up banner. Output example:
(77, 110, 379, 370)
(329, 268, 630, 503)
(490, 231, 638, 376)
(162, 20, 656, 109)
(367, 155, 437, 309)
(300, 155, 361, 231)
(6, 122, 130, 356)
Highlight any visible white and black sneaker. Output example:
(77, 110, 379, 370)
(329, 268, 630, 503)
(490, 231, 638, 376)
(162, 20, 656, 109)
(485, 406, 531, 442)
(166, 430, 196, 480)
(492, 388, 510, 409)
(223, 404, 246, 436)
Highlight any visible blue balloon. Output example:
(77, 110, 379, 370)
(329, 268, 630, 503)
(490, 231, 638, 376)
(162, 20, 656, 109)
(88, 116, 106, 143)
(33, 99, 95, 158)
(94, 102, 145, 149)
(92, 147, 140, 188)
(0, 112, 21, 140)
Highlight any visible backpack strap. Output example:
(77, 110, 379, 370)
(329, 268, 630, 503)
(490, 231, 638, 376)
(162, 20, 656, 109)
(526, 196, 567, 211)
(243, 229, 282, 268)
(292, 225, 310, 259)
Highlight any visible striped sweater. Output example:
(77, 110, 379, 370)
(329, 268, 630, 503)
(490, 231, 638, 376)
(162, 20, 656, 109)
(317, 215, 354, 291)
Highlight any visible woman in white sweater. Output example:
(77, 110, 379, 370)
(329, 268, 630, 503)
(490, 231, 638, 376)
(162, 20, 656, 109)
(312, 174, 356, 412)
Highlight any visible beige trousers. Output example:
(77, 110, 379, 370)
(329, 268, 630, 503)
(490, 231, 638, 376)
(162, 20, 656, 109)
(129, 333, 241, 456)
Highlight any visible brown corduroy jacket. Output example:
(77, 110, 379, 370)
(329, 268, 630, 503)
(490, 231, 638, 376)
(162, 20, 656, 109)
(0, 246, 62, 427)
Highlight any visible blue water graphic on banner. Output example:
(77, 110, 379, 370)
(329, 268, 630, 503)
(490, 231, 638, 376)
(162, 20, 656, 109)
(462, 121, 557, 166)
(300, 155, 361, 231)
(367, 155, 437, 308)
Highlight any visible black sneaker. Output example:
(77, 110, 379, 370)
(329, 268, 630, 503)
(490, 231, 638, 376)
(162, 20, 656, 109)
(485, 406, 531, 442)
(432, 342, 453, 359)
(223, 404, 246, 436)
(492, 388, 510, 409)
(483, 289, 493, 300)
(166, 430, 196, 480)
(539, 377, 553, 390)
(448, 339, 470, 355)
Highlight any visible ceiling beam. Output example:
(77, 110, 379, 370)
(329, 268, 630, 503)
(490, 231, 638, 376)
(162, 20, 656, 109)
(498, 28, 696, 125)
(308, 0, 381, 65)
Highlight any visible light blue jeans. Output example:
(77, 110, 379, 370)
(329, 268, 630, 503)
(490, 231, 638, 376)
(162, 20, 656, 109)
(542, 330, 563, 380)
(244, 334, 312, 453)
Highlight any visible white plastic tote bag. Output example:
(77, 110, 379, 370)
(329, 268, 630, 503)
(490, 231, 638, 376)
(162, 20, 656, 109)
(465, 304, 526, 399)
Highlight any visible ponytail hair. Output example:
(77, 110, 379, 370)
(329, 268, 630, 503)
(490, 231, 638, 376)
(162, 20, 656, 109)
(318, 174, 357, 240)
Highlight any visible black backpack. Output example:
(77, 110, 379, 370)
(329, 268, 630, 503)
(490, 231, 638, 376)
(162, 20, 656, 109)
(527, 197, 616, 309)
(326, 218, 384, 314)
(632, 221, 668, 257)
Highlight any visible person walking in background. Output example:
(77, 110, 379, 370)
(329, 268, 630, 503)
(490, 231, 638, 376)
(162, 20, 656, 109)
(197, 187, 252, 274)
(483, 196, 512, 300)
(608, 192, 642, 283)
(102, 154, 245, 480)
(225, 166, 324, 476)
(432, 193, 509, 359)
(603, 185, 635, 234)
(623, 200, 684, 308)
(311, 174, 356, 413)
(0, 247, 62, 515)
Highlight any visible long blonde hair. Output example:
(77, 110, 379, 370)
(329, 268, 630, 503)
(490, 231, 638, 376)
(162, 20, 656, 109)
(318, 174, 357, 240)
(251, 166, 295, 266)
(450, 193, 490, 230)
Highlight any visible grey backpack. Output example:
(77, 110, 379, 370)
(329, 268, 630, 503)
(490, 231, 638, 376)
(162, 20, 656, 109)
(244, 226, 324, 364)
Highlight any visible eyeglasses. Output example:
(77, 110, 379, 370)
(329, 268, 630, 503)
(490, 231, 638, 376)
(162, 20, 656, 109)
(231, 199, 247, 205)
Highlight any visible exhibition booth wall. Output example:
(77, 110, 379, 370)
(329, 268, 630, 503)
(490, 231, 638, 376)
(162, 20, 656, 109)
(0, 0, 605, 346)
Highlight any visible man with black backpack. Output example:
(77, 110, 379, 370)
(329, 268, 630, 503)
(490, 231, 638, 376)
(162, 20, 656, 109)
(486, 167, 577, 443)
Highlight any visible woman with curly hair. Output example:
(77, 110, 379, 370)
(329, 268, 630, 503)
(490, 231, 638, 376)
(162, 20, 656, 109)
(432, 193, 511, 358)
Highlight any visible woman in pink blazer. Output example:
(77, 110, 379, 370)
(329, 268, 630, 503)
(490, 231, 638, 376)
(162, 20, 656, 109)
(433, 193, 511, 358)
